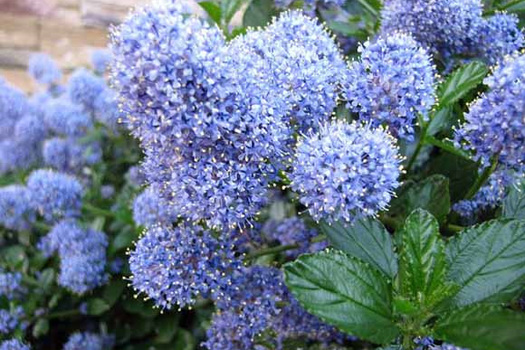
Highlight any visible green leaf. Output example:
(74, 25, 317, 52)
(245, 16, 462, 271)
(434, 305, 525, 350)
(32, 319, 49, 338)
(243, 0, 278, 27)
(325, 20, 367, 40)
(199, 1, 222, 24)
(38, 268, 55, 290)
(283, 250, 399, 344)
(123, 297, 159, 318)
(221, 0, 246, 25)
(388, 175, 451, 224)
(2, 245, 27, 270)
(154, 314, 180, 344)
(441, 219, 525, 310)
(426, 106, 456, 137)
(173, 329, 196, 350)
(320, 217, 398, 278)
(87, 298, 111, 315)
(398, 210, 448, 306)
(103, 280, 127, 307)
(357, 0, 382, 17)
(437, 61, 489, 107)
(499, 0, 525, 13)
(502, 180, 525, 219)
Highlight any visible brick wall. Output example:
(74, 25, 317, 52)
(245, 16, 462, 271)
(0, 0, 148, 92)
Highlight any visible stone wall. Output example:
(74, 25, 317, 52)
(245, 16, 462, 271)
(0, 0, 147, 92)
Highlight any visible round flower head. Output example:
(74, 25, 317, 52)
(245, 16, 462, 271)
(289, 121, 402, 223)
(91, 49, 112, 74)
(0, 139, 39, 175)
(67, 69, 105, 110)
(0, 269, 25, 300)
(40, 220, 108, 294)
(0, 81, 29, 140)
(0, 339, 30, 350)
(44, 99, 92, 137)
(43, 137, 102, 173)
(0, 307, 24, 334)
(344, 33, 436, 140)
(14, 114, 47, 144)
(0, 185, 35, 231)
(477, 13, 524, 65)
(27, 169, 83, 222)
(132, 187, 177, 227)
(381, 0, 483, 58)
(454, 54, 525, 171)
(28, 53, 61, 85)
(93, 88, 119, 129)
(129, 224, 243, 310)
(63, 332, 113, 350)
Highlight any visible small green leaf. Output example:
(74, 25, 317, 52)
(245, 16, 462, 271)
(325, 20, 367, 39)
(438, 61, 489, 107)
(199, 1, 222, 24)
(173, 329, 196, 350)
(33, 319, 49, 338)
(434, 305, 525, 350)
(154, 314, 180, 344)
(441, 219, 525, 310)
(357, 0, 382, 17)
(38, 268, 55, 290)
(2, 245, 27, 270)
(243, 0, 279, 27)
(398, 210, 448, 306)
(221, 0, 246, 25)
(499, 0, 525, 13)
(388, 175, 451, 224)
(502, 180, 525, 219)
(284, 250, 399, 344)
(87, 298, 111, 315)
(426, 106, 456, 137)
(103, 280, 127, 307)
(320, 217, 398, 278)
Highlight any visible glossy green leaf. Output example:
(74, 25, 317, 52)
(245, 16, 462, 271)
(441, 219, 525, 310)
(32, 319, 49, 338)
(87, 298, 111, 315)
(434, 305, 525, 350)
(500, 0, 525, 12)
(173, 329, 196, 350)
(398, 210, 448, 306)
(284, 250, 399, 344)
(438, 61, 489, 107)
(221, 0, 246, 25)
(502, 180, 525, 219)
(357, 0, 382, 17)
(38, 268, 55, 290)
(154, 314, 180, 344)
(320, 217, 397, 278)
(426, 106, 456, 137)
(243, 0, 278, 27)
(389, 175, 451, 224)
(199, 1, 222, 24)
(103, 280, 127, 307)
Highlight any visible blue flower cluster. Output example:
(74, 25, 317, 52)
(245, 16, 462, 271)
(454, 54, 525, 171)
(0, 269, 25, 300)
(132, 187, 178, 227)
(63, 331, 113, 350)
(129, 224, 243, 309)
(27, 170, 83, 222)
(381, 0, 523, 64)
(344, 33, 436, 140)
(111, 5, 347, 229)
(28, 53, 62, 86)
(91, 49, 112, 75)
(39, 220, 108, 294)
(0, 185, 35, 231)
(262, 217, 327, 258)
(67, 69, 106, 111)
(0, 307, 24, 334)
(289, 121, 401, 223)
(0, 339, 30, 350)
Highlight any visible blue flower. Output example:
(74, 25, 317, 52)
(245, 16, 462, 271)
(0, 307, 24, 334)
(476, 13, 524, 65)
(44, 99, 92, 137)
(39, 220, 108, 294)
(0, 139, 39, 175)
(0, 339, 30, 350)
(67, 69, 105, 110)
(0, 269, 25, 300)
(0, 185, 35, 231)
(28, 53, 61, 85)
(129, 224, 243, 309)
(42, 138, 102, 173)
(344, 33, 436, 140)
(63, 332, 113, 350)
(14, 114, 47, 144)
(132, 187, 177, 227)
(0, 81, 29, 140)
(91, 49, 112, 74)
(93, 89, 120, 129)
(289, 121, 402, 223)
(27, 169, 83, 222)
(454, 54, 525, 171)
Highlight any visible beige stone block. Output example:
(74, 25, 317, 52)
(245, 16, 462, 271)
(40, 19, 108, 69)
(0, 13, 40, 50)
(0, 67, 33, 93)
(0, 48, 34, 68)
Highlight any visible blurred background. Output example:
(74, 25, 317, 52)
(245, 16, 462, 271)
(0, 0, 148, 93)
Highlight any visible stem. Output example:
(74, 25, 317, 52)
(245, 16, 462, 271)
(83, 203, 115, 218)
(424, 135, 472, 161)
(464, 156, 499, 200)
(446, 224, 464, 233)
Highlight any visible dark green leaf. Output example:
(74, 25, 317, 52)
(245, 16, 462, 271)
(434, 305, 525, 350)
(221, 0, 245, 25)
(398, 210, 448, 306)
(499, 0, 525, 13)
(87, 298, 111, 315)
(243, 0, 278, 27)
(154, 314, 180, 344)
(357, 0, 382, 17)
(103, 280, 127, 307)
(388, 175, 451, 224)
(199, 1, 222, 24)
(441, 219, 525, 310)
(32, 319, 49, 338)
(502, 180, 525, 219)
(426, 106, 456, 136)
(110, 228, 139, 254)
(320, 217, 397, 278)
(284, 250, 399, 344)
(438, 61, 489, 107)
(38, 268, 55, 290)
(2, 245, 27, 270)
(173, 329, 196, 350)
(325, 20, 367, 39)
(123, 297, 159, 318)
